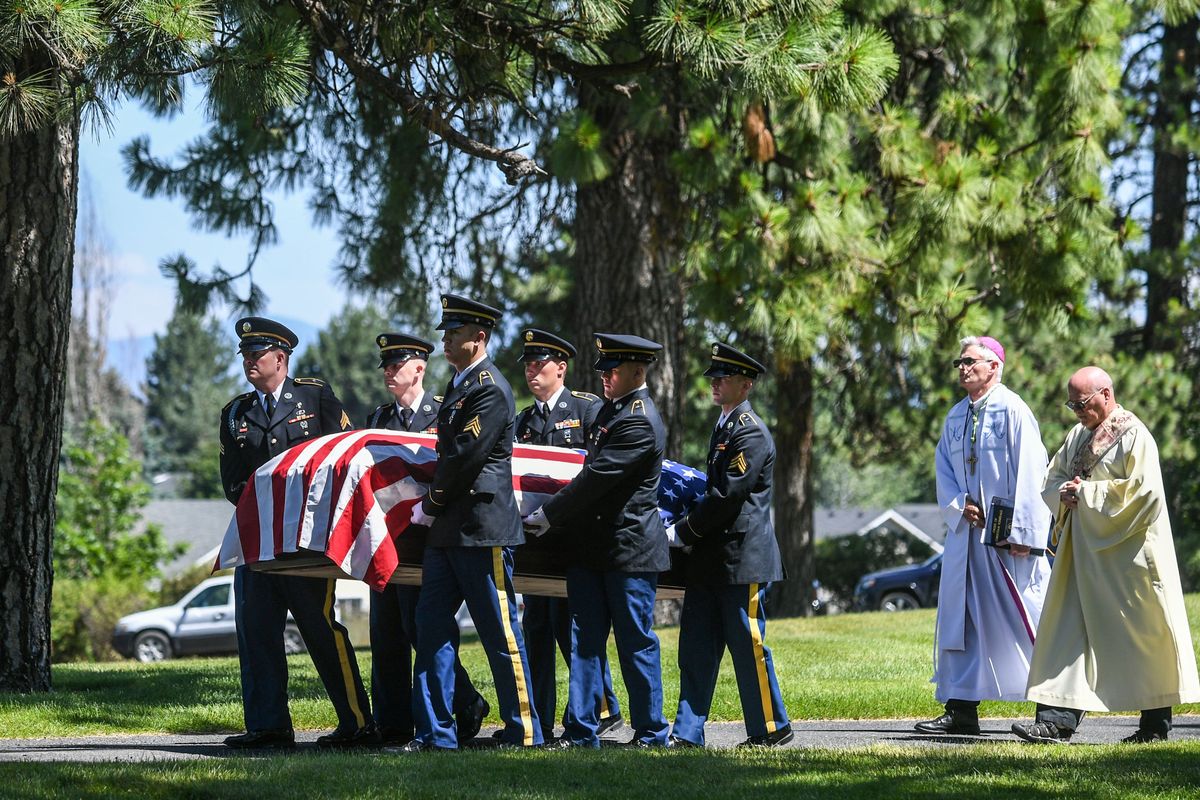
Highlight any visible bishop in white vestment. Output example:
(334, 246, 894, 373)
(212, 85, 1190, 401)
(917, 336, 1052, 736)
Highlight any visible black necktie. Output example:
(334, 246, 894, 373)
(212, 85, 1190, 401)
(264, 393, 275, 420)
(538, 403, 550, 422)
(400, 407, 415, 431)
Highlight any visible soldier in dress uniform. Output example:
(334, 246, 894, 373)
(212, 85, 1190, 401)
(364, 332, 490, 746)
(219, 317, 377, 749)
(525, 333, 671, 749)
(666, 343, 792, 748)
(404, 295, 541, 751)
(513, 329, 623, 743)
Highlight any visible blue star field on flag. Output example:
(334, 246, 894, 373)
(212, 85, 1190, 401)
(658, 458, 707, 524)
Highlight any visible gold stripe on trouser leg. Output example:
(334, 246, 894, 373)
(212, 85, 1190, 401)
(747, 583, 777, 733)
(493, 547, 535, 745)
(324, 578, 366, 728)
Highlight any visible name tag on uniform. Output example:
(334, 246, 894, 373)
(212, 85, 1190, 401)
(288, 414, 316, 424)
(554, 418, 581, 430)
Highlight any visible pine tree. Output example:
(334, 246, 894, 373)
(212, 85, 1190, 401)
(294, 304, 395, 427)
(143, 309, 240, 498)
(0, 1, 313, 690)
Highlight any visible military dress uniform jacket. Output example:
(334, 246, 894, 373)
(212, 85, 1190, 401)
(675, 400, 783, 586)
(541, 387, 670, 573)
(422, 358, 523, 548)
(220, 376, 351, 504)
(515, 389, 601, 450)
(367, 391, 441, 434)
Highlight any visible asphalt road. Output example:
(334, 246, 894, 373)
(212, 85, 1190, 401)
(2, 717, 1196, 762)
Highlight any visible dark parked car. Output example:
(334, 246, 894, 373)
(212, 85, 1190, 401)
(853, 552, 942, 611)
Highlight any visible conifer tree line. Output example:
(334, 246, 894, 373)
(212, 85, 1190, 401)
(5, 0, 1200, 690)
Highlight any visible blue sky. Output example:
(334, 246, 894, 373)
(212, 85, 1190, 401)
(79, 96, 351, 344)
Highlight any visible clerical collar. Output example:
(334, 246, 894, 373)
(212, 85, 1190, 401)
(453, 353, 488, 387)
(536, 386, 566, 415)
(612, 384, 647, 404)
(967, 383, 1001, 409)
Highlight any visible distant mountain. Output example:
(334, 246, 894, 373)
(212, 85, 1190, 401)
(105, 315, 320, 397)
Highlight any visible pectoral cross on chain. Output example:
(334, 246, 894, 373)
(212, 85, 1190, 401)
(967, 452, 978, 475)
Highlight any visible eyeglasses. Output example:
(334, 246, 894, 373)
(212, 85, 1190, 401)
(952, 357, 994, 369)
(1064, 389, 1102, 412)
(240, 347, 276, 362)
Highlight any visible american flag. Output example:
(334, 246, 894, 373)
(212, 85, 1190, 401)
(217, 430, 706, 590)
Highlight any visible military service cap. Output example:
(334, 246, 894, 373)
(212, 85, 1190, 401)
(376, 332, 435, 368)
(592, 332, 662, 371)
(235, 317, 298, 354)
(519, 328, 576, 363)
(703, 342, 766, 378)
(435, 293, 502, 330)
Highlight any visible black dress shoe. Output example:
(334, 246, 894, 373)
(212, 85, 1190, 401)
(1011, 721, 1072, 744)
(457, 694, 490, 742)
(623, 737, 670, 749)
(914, 713, 981, 736)
(396, 739, 454, 753)
(1121, 729, 1168, 743)
(667, 734, 702, 749)
(596, 714, 625, 737)
(224, 729, 296, 749)
(316, 725, 381, 749)
(738, 726, 795, 748)
(379, 728, 415, 746)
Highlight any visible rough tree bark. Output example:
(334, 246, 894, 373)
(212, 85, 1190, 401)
(0, 86, 80, 691)
(568, 88, 688, 456)
(1144, 18, 1198, 353)
(770, 355, 816, 617)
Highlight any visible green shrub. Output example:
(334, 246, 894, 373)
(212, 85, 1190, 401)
(51, 575, 156, 662)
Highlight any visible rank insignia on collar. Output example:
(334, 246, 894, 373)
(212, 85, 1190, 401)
(729, 451, 749, 475)
(463, 415, 483, 438)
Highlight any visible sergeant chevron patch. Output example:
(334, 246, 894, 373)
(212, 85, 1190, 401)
(463, 415, 483, 438)
(729, 451, 749, 475)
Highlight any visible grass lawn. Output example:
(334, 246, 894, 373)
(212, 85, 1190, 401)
(4, 597, 1200, 798)
(1, 745, 1200, 799)
(3, 594, 1200, 737)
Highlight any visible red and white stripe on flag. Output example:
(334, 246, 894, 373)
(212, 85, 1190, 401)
(217, 430, 586, 590)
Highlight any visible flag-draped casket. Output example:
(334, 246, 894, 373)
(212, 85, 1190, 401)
(216, 430, 705, 598)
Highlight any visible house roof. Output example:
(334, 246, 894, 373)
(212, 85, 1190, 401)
(813, 503, 947, 552)
(137, 499, 234, 575)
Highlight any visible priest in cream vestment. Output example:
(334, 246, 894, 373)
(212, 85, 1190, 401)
(1012, 367, 1200, 744)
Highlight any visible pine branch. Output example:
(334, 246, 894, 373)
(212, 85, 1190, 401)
(288, 0, 546, 184)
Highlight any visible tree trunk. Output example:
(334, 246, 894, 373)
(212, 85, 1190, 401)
(770, 355, 816, 617)
(568, 90, 687, 456)
(0, 103, 80, 691)
(1144, 18, 1198, 353)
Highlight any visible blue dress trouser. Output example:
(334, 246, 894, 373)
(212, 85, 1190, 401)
(564, 567, 668, 747)
(234, 565, 370, 732)
(523, 594, 622, 738)
(412, 546, 541, 748)
(671, 583, 789, 745)
(369, 583, 481, 736)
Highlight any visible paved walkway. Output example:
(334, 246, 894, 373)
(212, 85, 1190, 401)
(2, 717, 1197, 762)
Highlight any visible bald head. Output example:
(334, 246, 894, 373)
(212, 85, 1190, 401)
(1068, 366, 1113, 396)
(1065, 366, 1116, 429)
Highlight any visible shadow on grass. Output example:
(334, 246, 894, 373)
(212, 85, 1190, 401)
(1, 745, 1200, 799)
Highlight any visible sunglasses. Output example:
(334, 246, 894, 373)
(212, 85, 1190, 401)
(1064, 389, 1102, 412)
(952, 357, 994, 368)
